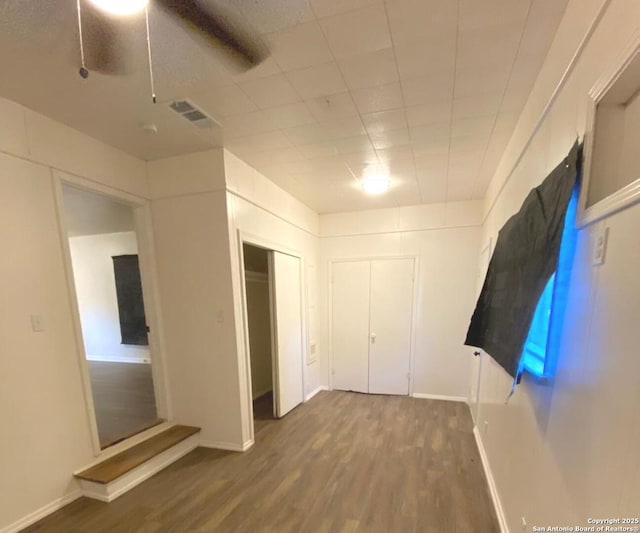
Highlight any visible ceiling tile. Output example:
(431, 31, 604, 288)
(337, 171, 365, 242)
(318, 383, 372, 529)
(310, 0, 383, 18)
(338, 48, 399, 90)
(362, 108, 408, 134)
(246, 103, 311, 131)
(232, 130, 294, 152)
(376, 146, 415, 167)
(321, 115, 367, 139)
(386, 0, 458, 48)
(454, 67, 511, 99)
(230, 56, 282, 83)
(452, 91, 503, 120)
(351, 82, 404, 114)
(239, 74, 301, 109)
(458, 0, 530, 32)
(451, 115, 495, 139)
(282, 122, 332, 145)
(370, 128, 411, 150)
(409, 122, 451, 146)
(297, 141, 339, 159)
(319, 5, 392, 59)
(333, 135, 375, 155)
(219, 0, 315, 34)
(394, 37, 457, 80)
(305, 92, 359, 121)
(221, 110, 278, 138)
(401, 71, 455, 107)
(286, 63, 348, 100)
(266, 21, 334, 72)
(192, 85, 258, 118)
(416, 172, 448, 204)
(456, 24, 523, 71)
(405, 101, 453, 128)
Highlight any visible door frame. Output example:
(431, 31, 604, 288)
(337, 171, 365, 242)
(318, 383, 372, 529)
(328, 254, 419, 395)
(469, 238, 492, 424)
(52, 170, 172, 456)
(237, 230, 308, 442)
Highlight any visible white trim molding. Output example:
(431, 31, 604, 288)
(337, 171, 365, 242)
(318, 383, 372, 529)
(473, 427, 509, 533)
(200, 439, 254, 452)
(0, 491, 83, 533)
(579, 28, 640, 227)
(411, 393, 468, 403)
(78, 433, 199, 502)
(86, 354, 151, 364)
(305, 385, 328, 402)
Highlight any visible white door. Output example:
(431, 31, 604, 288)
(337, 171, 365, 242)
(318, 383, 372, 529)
(331, 261, 370, 393)
(369, 258, 414, 395)
(271, 252, 304, 417)
(469, 242, 491, 423)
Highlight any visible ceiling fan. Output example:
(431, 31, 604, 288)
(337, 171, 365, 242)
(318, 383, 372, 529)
(77, 0, 268, 80)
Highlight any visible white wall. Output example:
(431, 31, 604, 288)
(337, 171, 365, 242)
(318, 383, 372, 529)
(224, 150, 322, 445)
(69, 231, 150, 364)
(0, 96, 149, 532)
(320, 201, 482, 399)
(476, 0, 640, 530)
(245, 274, 273, 399)
(148, 150, 246, 449)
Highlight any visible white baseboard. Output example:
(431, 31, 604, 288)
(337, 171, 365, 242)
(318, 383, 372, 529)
(79, 433, 199, 502)
(411, 392, 468, 402)
(305, 385, 328, 401)
(473, 427, 509, 533)
(199, 439, 254, 452)
(0, 490, 83, 533)
(86, 354, 150, 364)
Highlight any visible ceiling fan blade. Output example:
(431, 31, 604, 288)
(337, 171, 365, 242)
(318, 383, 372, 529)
(155, 0, 269, 70)
(81, 1, 134, 75)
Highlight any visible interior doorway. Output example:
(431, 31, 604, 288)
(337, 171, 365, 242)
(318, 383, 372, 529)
(61, 184, 163, 448)
(241, 241, 305, 437)
(243, 244, 275, 429)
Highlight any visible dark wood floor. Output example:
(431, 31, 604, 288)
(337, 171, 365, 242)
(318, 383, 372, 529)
(88, 361, 160, 448)
(26, 391, 499, 532)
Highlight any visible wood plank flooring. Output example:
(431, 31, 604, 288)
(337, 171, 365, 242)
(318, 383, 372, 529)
(76, 426, 201, 484)
(26, 391, 499, 533)
(88, 361, 160, 448)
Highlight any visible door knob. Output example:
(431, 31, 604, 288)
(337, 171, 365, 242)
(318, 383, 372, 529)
(370, 333, 376, 344)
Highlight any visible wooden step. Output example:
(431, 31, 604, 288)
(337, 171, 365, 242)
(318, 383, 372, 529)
(75, 425, 200, 501)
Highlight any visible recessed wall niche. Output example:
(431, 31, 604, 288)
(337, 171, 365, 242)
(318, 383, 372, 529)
(581, 34, 640, 225)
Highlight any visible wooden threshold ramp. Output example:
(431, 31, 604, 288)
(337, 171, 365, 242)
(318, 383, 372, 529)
(75, 425, 200, 501)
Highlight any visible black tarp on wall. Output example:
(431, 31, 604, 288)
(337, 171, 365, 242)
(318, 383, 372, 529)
(112, 254, 149, 346)
(464, 142, 582, 378)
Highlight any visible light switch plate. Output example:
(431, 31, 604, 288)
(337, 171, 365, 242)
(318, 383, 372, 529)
(593, 224, 609, 265)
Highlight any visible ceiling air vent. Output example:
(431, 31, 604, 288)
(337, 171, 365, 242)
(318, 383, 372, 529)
(168, 100, 216, 129)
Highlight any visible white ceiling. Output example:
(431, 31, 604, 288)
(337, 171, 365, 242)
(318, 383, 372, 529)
(0, 0, 568, 213)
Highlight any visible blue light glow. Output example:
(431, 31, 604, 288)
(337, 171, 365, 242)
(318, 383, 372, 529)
(521, 186, 579, 379)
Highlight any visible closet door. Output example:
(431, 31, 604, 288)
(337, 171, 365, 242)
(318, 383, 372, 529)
(369, 258, 414, 395)
(271, 251, 304, 417)
(331, 261, 370, 393)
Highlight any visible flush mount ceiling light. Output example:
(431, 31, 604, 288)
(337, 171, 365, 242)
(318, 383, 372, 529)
(362, 175, 391, 195)
(87, 0, 149, 16)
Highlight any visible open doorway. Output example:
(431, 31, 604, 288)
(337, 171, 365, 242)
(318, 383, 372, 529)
(242, 241, 305, 438)
(242, 244, 275, 431)
(61, 184, 162, 448)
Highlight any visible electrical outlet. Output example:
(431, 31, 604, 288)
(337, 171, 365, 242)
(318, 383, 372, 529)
(593, 224, 609, 265)
(30, 314, 45, 332)
(521, 516, 527, 532)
